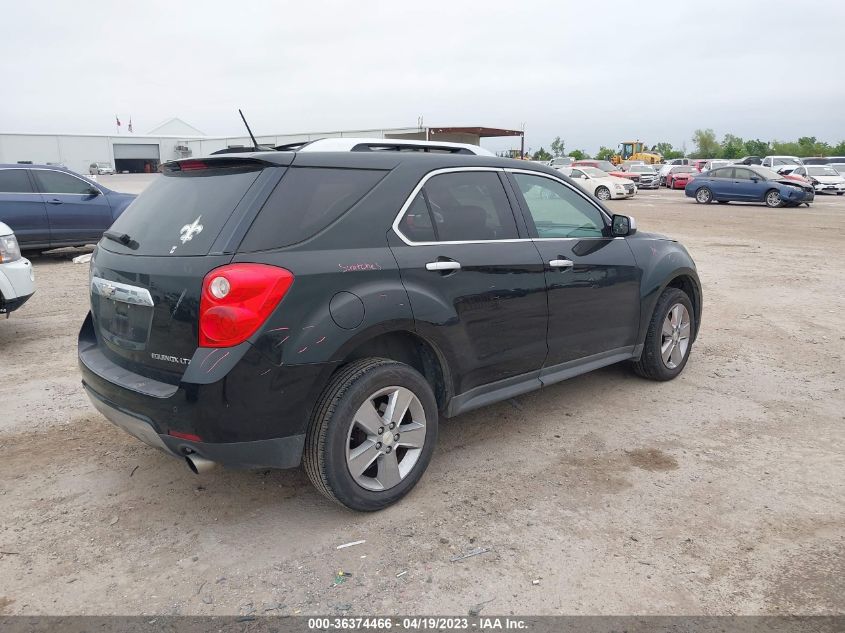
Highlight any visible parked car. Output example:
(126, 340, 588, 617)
(665, 166, 698, 189)
(89, 162, 115, 175)
(761, 156, 803, 171)
(800, 157, 829, 165)
(830, 163, 845, 176)
(78, 149, 701, 511)
(548, 157, 574, 169)
(559, 166, 637, 200)
(692, 159, 711, 172)
(624, 164, 660, 189)
(785, 165, 845, 195)
(0, 165, 136, 250)
(735, 156, 763, 166)
(665, 158, 692, 166)
(570, 160, 640, 184)
(685, 165, 814, 208)
(0, 221, 35, 317)
(702, 160, 732, 172)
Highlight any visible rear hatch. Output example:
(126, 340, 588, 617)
(88, 157, 283, 384)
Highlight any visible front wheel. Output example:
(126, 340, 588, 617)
(595, 186, 611, 201)
(633, 287, 695, 381)
(304, 358, 438, 511)
(695, 187, 713, 204)
(765, 189, 783, 208)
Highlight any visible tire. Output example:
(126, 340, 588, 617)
(595, 186, 611, 201)
(765, 189, 783, 208)
(633, 287, 695, 381)
(303, 358, 438, 511)
(837, 192, 843, 196)
(695, 187, 713, 204)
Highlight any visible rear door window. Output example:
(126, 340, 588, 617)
(104, 164, 263, 256)
(0, 169, 33, 193)
(240, 167, 386, 251)
(421, 171, 518, 242)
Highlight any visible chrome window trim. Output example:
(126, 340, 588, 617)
(391, 166, 525, 246)
(91, 276, 154, 307)
(390, 166, 619, 247)
(0, 167, 103, 196)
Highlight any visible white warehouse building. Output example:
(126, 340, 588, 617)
(0, 118, 524, 175)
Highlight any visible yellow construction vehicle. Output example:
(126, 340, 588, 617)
(611, 141, 662, 165)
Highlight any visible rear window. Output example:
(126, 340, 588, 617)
(239, 167, 386, 251)
(104, 166, 262, 256)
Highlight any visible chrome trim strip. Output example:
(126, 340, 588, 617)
(91, 276, 154, 307)
(390, 166, 614, 247)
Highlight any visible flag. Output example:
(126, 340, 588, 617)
(128, 118, 133, 133)
(115, 115, 121, 127)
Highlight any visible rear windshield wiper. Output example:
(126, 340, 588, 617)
(103, 230, 133, 246)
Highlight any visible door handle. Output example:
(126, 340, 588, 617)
(426, 261, 461, 271)
(46, 198, 63, 205)
(549, 259, 574, 269)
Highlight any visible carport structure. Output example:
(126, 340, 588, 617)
(386, 126, 526, 157)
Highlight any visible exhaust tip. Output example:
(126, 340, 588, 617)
(185, 454, 216, 474)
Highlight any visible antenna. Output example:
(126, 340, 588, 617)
(239, 109, 259, 149)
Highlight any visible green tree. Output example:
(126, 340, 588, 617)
(652, 142, 684, 160)
(721, 134, 745, 159)
(533, 147, 552, 161)
(595, 146, 615, 161)
(568, 149, 588, 160)
(744, 139, 770, 157)
(692, 129, 720, 158)
(550, 136, 566, 158)
(831, 140, 845, 156)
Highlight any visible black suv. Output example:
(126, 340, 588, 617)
(78, 149, 701, 511)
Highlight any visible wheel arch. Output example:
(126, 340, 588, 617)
(635, 262, 702, 353)
(330, 328, 451, 414)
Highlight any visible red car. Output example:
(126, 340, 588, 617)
(666, 166, 697, 189)
(571, 160, 640, 184)
(692, 159, 710, 172)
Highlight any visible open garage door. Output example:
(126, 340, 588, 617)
(113, 143, 160, 173)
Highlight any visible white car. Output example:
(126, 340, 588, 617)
(0, 222, 35, 317)
(787, 165, 845, 195)
(89, 162, 115, 175)
(560, 166, 636, 200)
(548, 156, 574, 169)
(761, 155, 803, 171)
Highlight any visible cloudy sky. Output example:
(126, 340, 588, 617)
(2, 1, 844, 155)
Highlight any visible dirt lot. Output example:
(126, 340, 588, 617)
(1, 177, 843, 616)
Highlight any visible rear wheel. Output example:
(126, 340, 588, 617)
(695, 187, 713, 204)
(595, 186, 611, 201)
(633, 287, 695, 381)
(765, 189, 783, 208)
(304, 358, 438, 511)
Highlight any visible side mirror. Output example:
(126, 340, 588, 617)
(580, 174, 588, 180)
(611, 214, 637, 237)
(87, 186, 101, 196)
(750, 177, 759, 183)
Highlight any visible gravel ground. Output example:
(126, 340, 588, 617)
(0, 177, 843, 616)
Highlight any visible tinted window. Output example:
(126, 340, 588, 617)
(513, 173, 605, 238)
(398, 192, 436, 242)
(710, 168, 731, 178)
(422, 171, 518, 242)
(0, 169, 33, 193)
(33, 170, 92, 194)
(733, 168, 755, 180)
(241, 167, 386, 251)
(105, 167, 262, 256)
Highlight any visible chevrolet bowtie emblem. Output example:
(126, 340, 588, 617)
(180, 216, 204, 244)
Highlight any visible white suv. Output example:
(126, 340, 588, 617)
(0, 222, 35, 317)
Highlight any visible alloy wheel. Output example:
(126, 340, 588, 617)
(345, 386, 427, 491)
(766, 190, 782, 207)
(660, 304, 691, 369)
(696, 188, 711, 203)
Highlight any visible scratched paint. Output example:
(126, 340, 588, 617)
(206, 351, 230, 373)
(298, 346, 308, 354)
(315, 336, 326, 344)
(338, 263, 382, 273)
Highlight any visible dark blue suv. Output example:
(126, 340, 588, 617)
(0, 165, 136, 250)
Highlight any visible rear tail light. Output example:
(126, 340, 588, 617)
(199, 264, 294, 348)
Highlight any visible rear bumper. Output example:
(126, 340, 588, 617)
(78, 312, 332, 469)
(83, 384, 305, 469)
(0, 257, 35, 312)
